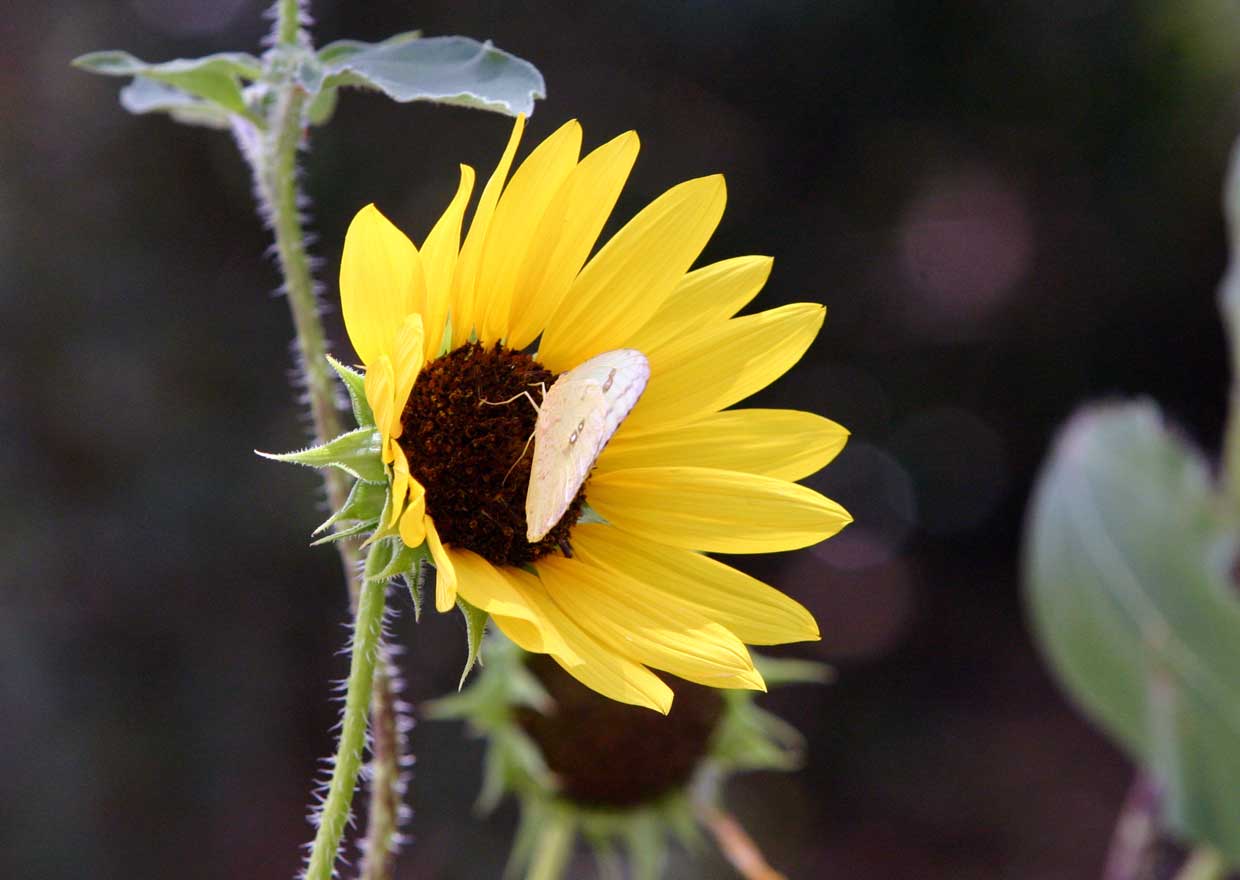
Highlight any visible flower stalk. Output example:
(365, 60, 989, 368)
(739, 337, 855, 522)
(257, 3, 405, 876)
(305, 548, 388, 880)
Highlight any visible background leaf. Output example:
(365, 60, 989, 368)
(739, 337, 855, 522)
(321, 35, 545, 116)
(1024, 400, 1240, 864)
(117, 78, 233, 129)
(73, 50, 260, 116)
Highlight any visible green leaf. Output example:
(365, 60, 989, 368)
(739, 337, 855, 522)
(1024, 401, 1240, 865)
(457, 596, 490, 689)
(73, 50, 260, 116)
(317, 30, 423, 66)
(117, 78, 233, 129)
(258, 426, 386, 483)
(321, 35, 545, 116)
(326, 355, 375, 428)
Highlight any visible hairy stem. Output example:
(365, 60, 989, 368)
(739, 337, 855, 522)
(359, 655, 402, 880)
(253, 13, 406, 877)
(276, 0, 302, 48)
(305, 565, 387, 880)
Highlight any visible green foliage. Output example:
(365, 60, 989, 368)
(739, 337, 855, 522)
(258, 426, 386, 483)
(317, 35, 546, 117)
(75, 33, 544, 132)
(72, 50, 260, 115)
(1024, 401, 1240, 865)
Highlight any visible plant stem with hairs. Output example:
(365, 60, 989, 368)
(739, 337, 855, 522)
(243, 2, 406, 877)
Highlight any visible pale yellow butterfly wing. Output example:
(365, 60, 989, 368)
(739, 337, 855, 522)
(525, 349, 651, 542)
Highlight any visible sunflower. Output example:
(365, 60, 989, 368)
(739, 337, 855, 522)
(339, 115, 851, 713)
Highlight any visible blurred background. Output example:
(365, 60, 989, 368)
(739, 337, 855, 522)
(5, 1, 1240, 877)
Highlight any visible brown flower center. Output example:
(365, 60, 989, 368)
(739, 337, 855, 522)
(397, 342, 584, 567)
(515, 654, 725, 807)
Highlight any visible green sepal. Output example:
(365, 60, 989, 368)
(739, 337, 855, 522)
(326, 355, 375, 429)
(309, 517, 380, 547)
(371, 538, 430, 583)
(363, 534, 396, 582)
(73, 50, 261, 121)
(319, 35, 545, 117)
(576, 502, 609, 526)
(313, 478, 387, 537)
(258, 426, 385, 483)
(457, 596, 489, 690)
(753, 654, 835, 687)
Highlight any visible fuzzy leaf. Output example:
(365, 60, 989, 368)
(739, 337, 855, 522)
(317, 30, 423, 65)
(1024, 400, 1240, 865)
(326, 355, 375, 428)
(457, 596, 489, 689)
(321, 35, 545, 116)
(116, 77, 233, 129)
(73, 50, 260, 116)
(259, 427, 385, 483)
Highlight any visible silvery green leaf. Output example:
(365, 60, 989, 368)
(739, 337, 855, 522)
(117, 78, 233, 129)
(1024, 401, 1240, 865)
(73, 50, 260, 116)
(322, 35, 545, 116)
(317, 30, 422, 66)
(258, 426, 385, 483)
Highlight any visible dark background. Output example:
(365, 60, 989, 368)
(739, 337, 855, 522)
(4, 1, 1240, 877)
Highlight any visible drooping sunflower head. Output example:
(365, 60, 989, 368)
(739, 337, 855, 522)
(339, 115, 851, 713)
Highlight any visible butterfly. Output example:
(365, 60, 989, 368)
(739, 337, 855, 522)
(525, 348, 650, 543)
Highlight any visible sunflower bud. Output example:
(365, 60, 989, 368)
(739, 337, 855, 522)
(429, 635, 829, 880)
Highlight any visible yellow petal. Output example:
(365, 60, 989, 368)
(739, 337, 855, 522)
(452, 115, 525, 348)
(538, 175, 727, 372)
(363, 354, 397, 459)
(500, 565, 675, 713)
(572, 523, 819, 645)
(505, 131, 640, 351)
(420, 164, 475, 358)
(475, 120, 582, 345)
(455, 557, 672, 711)
(340, 204, 424, 365)
(538, 555, 765, 691)
(623, 302, 825, 433)
(426, 516, 457, 612)
(389, 314, 424, 437)
(599, 408, 849, 482)
(453, 549, 561, 649)
(388, 444, 412, 526)
(586, 466, 852, 553)
(398, 503, 426, 546)
(624, 255, 772, 354)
